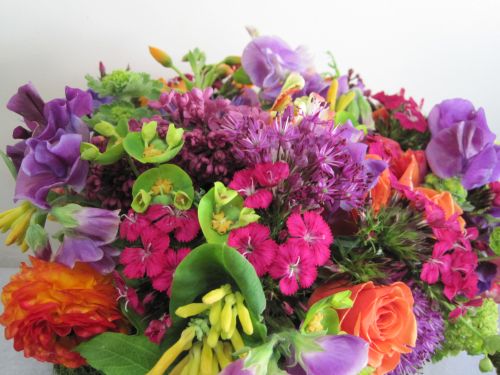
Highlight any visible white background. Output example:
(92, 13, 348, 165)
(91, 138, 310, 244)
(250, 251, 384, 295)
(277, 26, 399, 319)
(0, 0, 499, 374)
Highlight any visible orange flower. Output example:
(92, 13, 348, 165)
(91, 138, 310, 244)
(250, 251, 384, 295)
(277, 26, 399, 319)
(310, 281, 417, 375)
(415, 187, 466, 230)
(0, 258, 123, 368)
(367, 154, 390, 212)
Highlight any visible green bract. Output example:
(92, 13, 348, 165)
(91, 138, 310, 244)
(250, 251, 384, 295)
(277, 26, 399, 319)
(198, 183, 259, 243)
(131, 164, 194, 213)
(81, 119, 128, 165)
(166, 243, 267, 348)
(86, 70, 163, 99)
(123, 121, 184, 164)
(489, 227, 500, 255)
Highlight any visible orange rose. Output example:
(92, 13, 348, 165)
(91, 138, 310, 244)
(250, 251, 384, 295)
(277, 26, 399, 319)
(0, 257, 124, 368)
(310, 281, 417, 375)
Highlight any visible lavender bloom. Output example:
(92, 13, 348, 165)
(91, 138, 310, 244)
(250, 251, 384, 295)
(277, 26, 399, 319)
(242, 36, 310, 101)
(288, 335, 369, 375)
(425, 99, 500, 189)
(52, 204, 121, 274)
(8, 85, 93, 208)
(389, 287, 444, 375)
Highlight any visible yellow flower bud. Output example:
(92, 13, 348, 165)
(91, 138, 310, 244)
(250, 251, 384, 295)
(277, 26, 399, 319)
(147, 326, 195, 375)
(5, 209, 33, 246)
(202, 284, 232, 305)
(230, 328, 244, 352)
(227, 307, 237, 338)
(211, 353, 219, 375)
(327, 79, 339, 111)
(223, 342, 234, 362)
(235, 292, 254, 336)
(200, 338, 213, 375)
(336, 91, 356, 113)
(149, 46, 173, 68)
(214, 341, 231, 369)
(170, 354, 190, 375)
(187, 342, 202, 375)
(207, 322, 220, 348)
(221, 294, 236, 334)
(175, 303, 209, 318)
(209, 300, 222, 326)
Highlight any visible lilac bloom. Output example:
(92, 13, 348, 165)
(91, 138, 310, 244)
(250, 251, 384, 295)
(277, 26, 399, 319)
(242, 36, 310, 101)
(425, 99, 500, 189)
(7, 84, 93, 208)
(288, 335, 369, 375)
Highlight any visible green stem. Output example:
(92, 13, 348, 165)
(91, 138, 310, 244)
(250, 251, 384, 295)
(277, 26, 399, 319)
(171, 65, 193, 90)
(127, 156, 140, 177)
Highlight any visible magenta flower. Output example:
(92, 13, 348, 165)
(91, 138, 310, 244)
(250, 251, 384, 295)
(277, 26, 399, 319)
(120, 227, 170, 279)
(113, 271, 145, 315)
(253, 161, 290, 187)
(171, 209, 200, 243)
(119, 209, 150, 242)
(228, 223, 278, 276)
(286, 212, 333, 266)
(269, 241, 317, 295)
(373, 90, 427, 132)
(145, 314, 172, 344)
(151, 248, 190, 296)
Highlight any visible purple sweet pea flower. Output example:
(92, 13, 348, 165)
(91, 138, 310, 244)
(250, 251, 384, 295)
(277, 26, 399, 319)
(288, 335, 369, 375)
(425, 99, 500, 189)
(221, 360, 256, 375)
(7, 84, 93, 208)
(51, 205, 121, 274)
(242, 36, 310, 101)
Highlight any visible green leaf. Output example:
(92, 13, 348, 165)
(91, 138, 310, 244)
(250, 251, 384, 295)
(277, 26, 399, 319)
(80, 143, 100, 161)
(489, 227, 500, 255)
(167, 243, 266, 344)
(0, 149, 17, 179)
(94, 121, 119, 138)
(233, 67, 252, 85)
(76, 333, 161, 375)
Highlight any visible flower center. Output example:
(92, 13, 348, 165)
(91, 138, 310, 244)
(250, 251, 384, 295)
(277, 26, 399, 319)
(143, 144, 163, 158)
(151, 178, 173, 196)
(211, 212, 233, 235)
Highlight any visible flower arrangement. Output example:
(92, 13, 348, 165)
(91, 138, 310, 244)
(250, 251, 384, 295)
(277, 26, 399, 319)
(1, 31, 500, 375)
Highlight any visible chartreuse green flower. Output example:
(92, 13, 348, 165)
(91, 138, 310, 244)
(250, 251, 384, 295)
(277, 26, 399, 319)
(424, 174, 471, 209)
(148, 284, 255, 375)
(131, 164, 194, 213)
(301, 290, 353, 335)
(80, 119, 128, 165)
(123, 121, 184, 164)
(199, 182, 259, 243)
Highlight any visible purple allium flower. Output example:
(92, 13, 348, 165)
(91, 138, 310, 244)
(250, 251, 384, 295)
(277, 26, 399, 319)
(242, 36, 310, 101)
(425, 99, 500, 189)
(288, 334, 369, 375)
(389, 287, 444, 375)
(7, 84, 93, 208)
(52, 204, 121, 274)
(222, 103, 385, 212)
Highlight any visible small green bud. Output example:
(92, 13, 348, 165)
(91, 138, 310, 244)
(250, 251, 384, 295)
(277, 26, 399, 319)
(479, 357, 494, 372)
(213, 182, 238, 207)
(94, 121, 119, 138)
(223, 56, 241, 65)
(141, 121, 158, 144)
(166, 123, 184, 148)
(80, 143, 100, 161)
(173, 190, 193, 210)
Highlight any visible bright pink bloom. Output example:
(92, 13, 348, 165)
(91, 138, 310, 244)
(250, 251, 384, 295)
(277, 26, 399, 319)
(253, 161, 289, 187)
(113, 271, 144, 314)
(244, 189, 273, 209)
(286, 211, 333, 266)
(449, 298, 483, 319)
(227, 223, 278, 276)
(119, 209, 150, 242)
(151, 248, 190, 296)
(229, 168, 273, 209)
(173, 209, 200, 242)
(145, 314, 172, 344)
(269, 241, 317, 295)
(120, 227, 170, 279)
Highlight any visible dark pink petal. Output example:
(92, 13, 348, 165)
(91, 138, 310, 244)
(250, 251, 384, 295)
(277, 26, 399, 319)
(244, 189, 273, 209)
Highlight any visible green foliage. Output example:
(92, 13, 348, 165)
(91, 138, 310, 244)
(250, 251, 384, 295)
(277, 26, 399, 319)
(86, 70, 162, 100)
(375, 116, 430, 150)
(433, 299, 499, 361)
(167, 243, 266, 346)
(85, 101, 154, 127)
(0, 149, 17, 179)
(76, 333, 161, 375)
(490, 227, 500, 255)
(53, 365, 103, 375)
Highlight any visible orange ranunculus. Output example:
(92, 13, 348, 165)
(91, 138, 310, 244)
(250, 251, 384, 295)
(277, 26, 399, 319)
(0, 257, 124, 368)
(309, 281, 417, 375)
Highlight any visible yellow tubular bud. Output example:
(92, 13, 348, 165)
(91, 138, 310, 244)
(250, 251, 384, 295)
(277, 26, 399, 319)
(211, 353, 219, 375)
(221, 294, 236, 334)
(207, 322, 220, 348)
(147, 326, 196, 375)
(175, 303, 210, 318)
(188, 342, 202, 375)
(5, 210, 32, 246)
(223, 342, 234, 362)
(200, 338, 213, 375)
(209, 300, 222, 326)
(202, 284, 232, 305)
(170, 354, 190, 375)
(230, 329, 245, 352)
(19, 241, 29, 253)
(227, 307, 237, 339)
(235, 292, 254, 336)
(327, 78, 339, 111)
(214, 341, 231, 369)
(336, 91, 356, 113)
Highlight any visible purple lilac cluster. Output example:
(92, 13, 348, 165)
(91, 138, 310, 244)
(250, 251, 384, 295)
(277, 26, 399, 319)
(390, 287, 444, 375)
(149, 88, 268, 187)
(222, 104, 386, 213)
